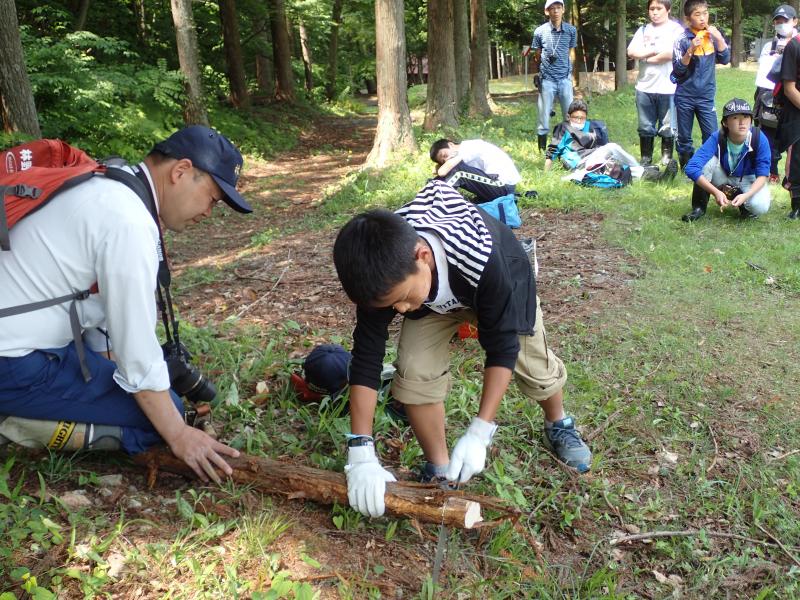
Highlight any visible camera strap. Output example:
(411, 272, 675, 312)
(129, 165, 183, 354)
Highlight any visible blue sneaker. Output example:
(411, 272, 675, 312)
(543, 416, 592, 473)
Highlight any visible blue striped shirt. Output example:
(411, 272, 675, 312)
(532, 21, 577, 82)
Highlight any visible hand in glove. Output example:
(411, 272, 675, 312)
(344, 444, 396, 517)
(446, 417, 498, 484)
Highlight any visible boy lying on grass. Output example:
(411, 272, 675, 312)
(332, 180, 591, 518)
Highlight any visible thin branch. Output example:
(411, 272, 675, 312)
(756, 523, 800, 568)
(233, 266, 288, 319)
(768, 448, 800, 461)
(609, 529, 797, 551)
(585, 405, 626, 442)
(706, 422, 719, 475)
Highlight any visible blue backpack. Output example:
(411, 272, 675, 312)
(477, 193, 521, 228)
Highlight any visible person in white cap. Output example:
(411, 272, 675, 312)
(523, 0, 577, 154)
(754, 4, 798, 184)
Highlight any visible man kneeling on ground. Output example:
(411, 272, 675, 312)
(682, 98, 772, 221)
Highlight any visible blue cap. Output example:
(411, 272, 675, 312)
(153, 125, 252, 213)
(304, 344, 351, 397)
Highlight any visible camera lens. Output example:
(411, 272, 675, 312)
(163, 342, 217, 404)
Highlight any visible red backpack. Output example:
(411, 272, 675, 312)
(0, 139, 151, 381)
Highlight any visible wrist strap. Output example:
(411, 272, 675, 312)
(346, 433, 374, 448)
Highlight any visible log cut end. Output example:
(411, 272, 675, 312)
(443, 497, 483, 529)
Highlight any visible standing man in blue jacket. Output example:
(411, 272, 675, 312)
(524, 0, 577, 154)
(682, 98, 772, 221)
(672, 0, 730, 170)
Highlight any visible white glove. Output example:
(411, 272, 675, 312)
(344, 444, 396, 517)
(446, 417, 498, 484)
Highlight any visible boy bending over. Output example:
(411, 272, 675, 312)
(333, 181, 591, 518)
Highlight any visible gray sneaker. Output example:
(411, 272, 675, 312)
(543, 416, 592, 473)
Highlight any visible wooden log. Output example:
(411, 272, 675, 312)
(133, 448, 518, 530)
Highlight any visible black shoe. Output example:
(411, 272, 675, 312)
(662, 159, 678, 181)
(419, 462, 451, 488)
(640, 165, 661, 181)
(738, 205, 758, 219)
(682, 207, 706, 222)
(660, 137, 674, 165)
(789, 197, 800, 219)
(537, 134, 547, 153)
(639, 136, 654, 166)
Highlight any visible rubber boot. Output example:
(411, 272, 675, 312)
(660, 137, 674, 165)
(537, 134, 548, 153)
(639, 136, 654, 166)
(681, 184, 709, 222)
(0, 416, 122, 451)
(679, 152, 693, 172)
(789, 196, 800, 219)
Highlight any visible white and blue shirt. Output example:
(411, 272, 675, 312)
(532, 20, 577, 82)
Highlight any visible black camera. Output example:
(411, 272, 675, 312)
(547, 54, 557, 64)
(162, 341, 217, 404)
(720, 184, 743, 201)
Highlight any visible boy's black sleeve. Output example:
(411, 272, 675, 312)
(349, 306, 396, 390)
(473, 248, 536, 371)
(781, 38, 800, 83)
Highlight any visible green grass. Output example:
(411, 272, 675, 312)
(3, 67, 800, 599)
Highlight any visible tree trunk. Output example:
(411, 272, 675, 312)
(170, 0, 209, 125)
(75, 0, 91, 30)
(615, 0, 627, 90)
(133, 0, 147, 45)
(325, 0, 344, 100)
(268, 0, 295, 101)
(134, 448, 523, 529)
(298, 19, 313, 92)
(572, 0, 585, 81)
(468, 0, 492, 117)
(731, 0, 742, 68)
(793, 0, 800, 18)
(424, 0, 458, 130)
(218, 0, 250, 108)
(0, 0, 41, 137)
(453, 0, 470, 113)
(367, 0, 416, 167)
(253, 13, 274, 97)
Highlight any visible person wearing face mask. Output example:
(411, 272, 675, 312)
(754, 5, 798, 184)
(627, 0, 685, 166)
(544, 100, 608, 171)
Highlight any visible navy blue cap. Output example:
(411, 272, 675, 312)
(774, 4, 796, 19)
(722, 98, 754, 118)
(304, 344, 351, 397)
(153, 125, 252, 213)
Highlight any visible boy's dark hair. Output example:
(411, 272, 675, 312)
(567, 99, 589, 115)
(648, 0, 671, 10)
(430, 139, 453, 164)
(333, 209, 420, 306)
(683, 0, 707, 17)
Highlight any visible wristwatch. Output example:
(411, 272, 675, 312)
(346, 434, 374, 448)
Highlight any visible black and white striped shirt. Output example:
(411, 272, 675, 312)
(394, 180, 493, 288)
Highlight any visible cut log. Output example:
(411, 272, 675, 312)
(133, 448, 518, 530)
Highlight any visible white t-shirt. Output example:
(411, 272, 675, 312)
(419, 231, 465, 314)
(456, 140, 521, 186)
(0, 164, 170, 394)
(627, 20, 685, 94)
(755, 36, 793, 89)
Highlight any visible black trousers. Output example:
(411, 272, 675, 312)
(439, 162, 515, 202)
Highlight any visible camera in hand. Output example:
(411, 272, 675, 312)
(163, 341, 217, 404)
(547, 54, 557, 64)
(719, 184, 743, 201)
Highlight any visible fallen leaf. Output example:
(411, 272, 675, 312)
(255, 381, 269, 394)
(704, 265, 713, 273)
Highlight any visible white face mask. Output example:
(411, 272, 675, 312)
(569, 120, 585, 129)
(776, 22, 794, 37)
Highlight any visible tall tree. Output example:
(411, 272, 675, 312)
(731, 0, 743, 68)
(268, 0, 295, 101)
(218, 0, 250, 108)
(170, 0, 209, 125)
(75, 0, 91, 31)
(298, 19, 313, 92)
(424, 0, 458, 130)
(453, 0, 470, 113)
(325, 0, 344, 100)
(469, 0, 492, 117)
(366, 0, 415, 167)
(615, 0, 626, 90)
(0, 0, 41, 137)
